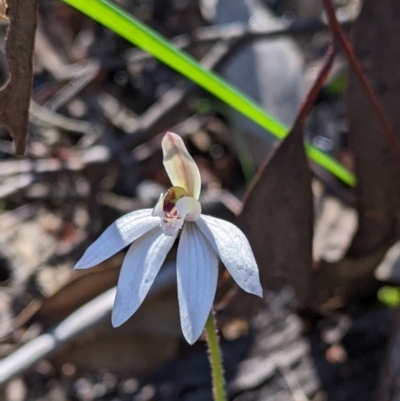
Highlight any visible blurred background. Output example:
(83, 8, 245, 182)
(1, 0, 400, 400)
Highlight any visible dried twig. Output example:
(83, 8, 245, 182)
(0, 0, 39, 154)
(0, 174, 34, 198)
(117, 39, 238, 154)
(30, 100, 100, 138)
(0, 264, 176, 385)
(43, 61, 100, 112)
(126, 17, 352, 65)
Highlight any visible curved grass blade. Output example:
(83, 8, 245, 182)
(62, 0, 356, 187)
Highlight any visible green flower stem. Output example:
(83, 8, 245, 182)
(205, 311, 227, 401)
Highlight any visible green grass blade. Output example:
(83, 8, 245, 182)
(62, 0, 356, 187)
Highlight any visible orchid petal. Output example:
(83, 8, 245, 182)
(75, 209, 160, 269)
(176, 197, 201, 222)
(177, 222, 218, 344)
(152, 193, 164, 217)
(112, 227, 176, 327)
(196, 215, 263, 297)
(162, 132, 201, 199)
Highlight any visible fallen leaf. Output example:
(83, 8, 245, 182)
(238, 125, 313, 307)
(347, 0, 400, 256)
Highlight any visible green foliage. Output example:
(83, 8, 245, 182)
(326, 69, 349, 97)
(378, 286, 400, 308)
(63, 0, 356, 187)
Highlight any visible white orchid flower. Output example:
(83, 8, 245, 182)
(75, 132, 262, 344)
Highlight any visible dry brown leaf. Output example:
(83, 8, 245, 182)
(35, 262, 121, 326)
(238, 125, 313, 308)
(310, 243, 389, 312)
(21, 247, 178, 328)
(54, 332, 179, 374)
(11, 256, 181, 375)
(306, 0, 400, 313)
(378, 308, 400, 401)
(0, 0, 38, 155)
(10, 256, 122, 331)
(347, 0, 400, 256)
(234, 45, 334, 311)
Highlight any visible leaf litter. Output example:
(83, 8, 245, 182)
(0, 1, 398, 400)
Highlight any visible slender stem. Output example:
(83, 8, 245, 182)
(205, 311, 227, 401)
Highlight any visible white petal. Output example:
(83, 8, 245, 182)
(162, 132, 201, 199)
(75, 209, 160, 269)
(112, 227, 176, 327)
(152, 193, 164, 217)
(176, 197, 202, 222)
(177, 223, 218, 344)
(196, 215, 263, 297)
